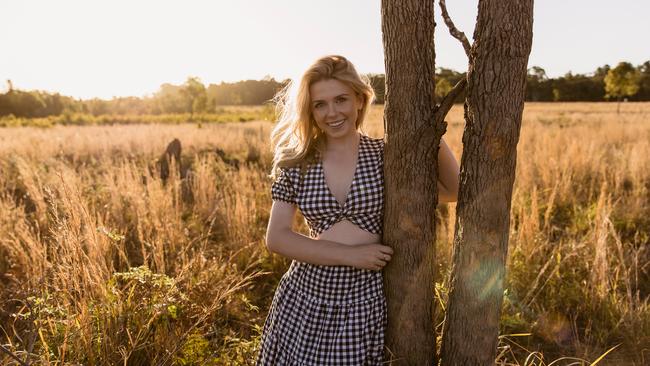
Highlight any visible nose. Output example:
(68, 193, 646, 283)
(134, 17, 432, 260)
(326, 102, 338, 118)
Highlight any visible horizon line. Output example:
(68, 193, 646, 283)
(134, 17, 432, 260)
(1, 61, 645, 101)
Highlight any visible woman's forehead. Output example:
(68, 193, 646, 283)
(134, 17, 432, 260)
(310, 79, 353, 100)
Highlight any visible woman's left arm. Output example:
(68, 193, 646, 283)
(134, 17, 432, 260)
(437, 137, 460, 203)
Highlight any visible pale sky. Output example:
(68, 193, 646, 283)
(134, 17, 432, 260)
(1, 0, 648, 99)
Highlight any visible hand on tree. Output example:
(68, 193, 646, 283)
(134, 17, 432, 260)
(345, 243, 394, 271)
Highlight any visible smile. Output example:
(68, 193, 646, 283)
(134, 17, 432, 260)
(327, 119, 345, 128)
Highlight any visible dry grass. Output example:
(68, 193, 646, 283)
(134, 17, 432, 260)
(0, 102, 648, 365)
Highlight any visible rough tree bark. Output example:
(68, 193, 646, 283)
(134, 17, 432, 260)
(440, 1, 534, 365)
(380, 1, 441, 364)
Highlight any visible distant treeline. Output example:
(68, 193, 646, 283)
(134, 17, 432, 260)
(1, 61, 649, 119)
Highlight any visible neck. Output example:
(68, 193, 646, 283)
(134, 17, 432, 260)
(325, 131, 361, 153)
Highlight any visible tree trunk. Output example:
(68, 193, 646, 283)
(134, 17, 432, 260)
(381, 1, 443, 364)
(440, 1, 534, 365)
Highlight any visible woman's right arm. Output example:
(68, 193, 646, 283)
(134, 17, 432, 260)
(265, 201, 393, 269)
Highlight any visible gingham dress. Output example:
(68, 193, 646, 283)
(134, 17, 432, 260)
(256, 134, 387, 365)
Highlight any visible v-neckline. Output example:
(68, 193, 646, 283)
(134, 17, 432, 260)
(319, 134, 364, 208)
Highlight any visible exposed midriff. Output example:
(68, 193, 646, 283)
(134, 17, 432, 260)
(316, 219, 381, 246)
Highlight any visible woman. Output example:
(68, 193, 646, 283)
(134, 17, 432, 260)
(256, 55, 459, 365)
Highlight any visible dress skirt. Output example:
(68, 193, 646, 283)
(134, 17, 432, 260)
(255, 260, 387, 365)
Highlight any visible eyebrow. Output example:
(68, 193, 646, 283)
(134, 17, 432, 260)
(311, 93, 350, 104)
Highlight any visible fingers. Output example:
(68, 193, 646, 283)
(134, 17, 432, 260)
(358, 244, 394, 271)
(378, 252, 392, 262)
(373, 252, 392, 270)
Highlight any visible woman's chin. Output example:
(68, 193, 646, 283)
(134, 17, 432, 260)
(323, 124, 356, 140)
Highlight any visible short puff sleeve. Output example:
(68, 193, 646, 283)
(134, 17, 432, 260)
(271, 167, 298, 205)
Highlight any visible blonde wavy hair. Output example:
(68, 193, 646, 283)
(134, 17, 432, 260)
(270, 55, 375, 177)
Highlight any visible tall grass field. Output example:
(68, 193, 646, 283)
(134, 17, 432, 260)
(0, 102, 648, 365)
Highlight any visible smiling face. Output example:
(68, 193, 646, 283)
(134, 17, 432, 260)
(309, 78, 363, 142)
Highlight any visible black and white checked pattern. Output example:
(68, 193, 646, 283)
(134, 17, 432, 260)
(271, 134, 385, 238)
(255, 262, 387, 365)
(258, 135, 387, 365)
